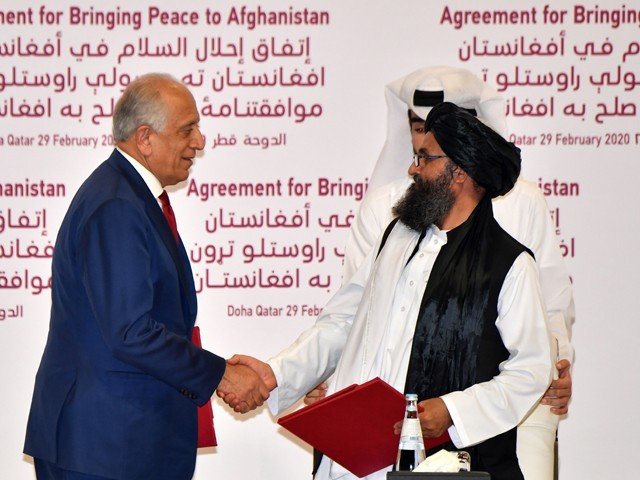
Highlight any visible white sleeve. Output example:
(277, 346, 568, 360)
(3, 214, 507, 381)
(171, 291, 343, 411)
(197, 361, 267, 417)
(342, 191, 390, 282)
(267, 246, 378, 414)
(525, 188, 575, 362)
(495, 181, 575, 363)
(440, 252, 553, 447)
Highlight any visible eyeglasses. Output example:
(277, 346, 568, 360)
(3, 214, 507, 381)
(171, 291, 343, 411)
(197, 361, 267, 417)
(412, 153, 449, 167)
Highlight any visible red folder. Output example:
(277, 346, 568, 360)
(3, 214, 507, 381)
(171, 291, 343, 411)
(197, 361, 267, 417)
(191, 326, 217, 448)
(278, 377, 450, 478)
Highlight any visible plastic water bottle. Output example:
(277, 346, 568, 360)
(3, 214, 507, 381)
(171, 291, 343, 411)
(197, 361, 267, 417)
(394, 393, 426, 471)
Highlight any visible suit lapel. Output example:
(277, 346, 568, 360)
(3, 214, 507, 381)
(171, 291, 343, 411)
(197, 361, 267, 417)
(107, 150, 195, 329)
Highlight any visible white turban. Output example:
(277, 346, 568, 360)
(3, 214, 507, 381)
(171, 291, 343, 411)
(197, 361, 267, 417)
(368, 66, 507, 190)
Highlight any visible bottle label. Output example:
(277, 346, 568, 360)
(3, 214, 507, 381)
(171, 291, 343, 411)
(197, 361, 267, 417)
(399, 418, 422, 439)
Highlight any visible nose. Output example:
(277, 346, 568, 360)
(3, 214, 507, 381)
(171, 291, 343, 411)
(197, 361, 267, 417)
(408, 161, 419, 176)
(192, 127, 205, 150)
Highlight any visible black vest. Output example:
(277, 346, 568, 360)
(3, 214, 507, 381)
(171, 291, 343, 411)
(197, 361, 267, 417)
(402, 198, 531, 480)
(314, 198, 532, 479)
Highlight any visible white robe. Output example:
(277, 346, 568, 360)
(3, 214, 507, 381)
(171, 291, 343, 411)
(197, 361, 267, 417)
(342, 177, 574, 363)
(269, 221, 553, 480)
(340, 177, 573, 480)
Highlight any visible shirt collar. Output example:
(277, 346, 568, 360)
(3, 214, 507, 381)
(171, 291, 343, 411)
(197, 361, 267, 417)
(426, 224, 449, 244)
(117, 147, 164, 199)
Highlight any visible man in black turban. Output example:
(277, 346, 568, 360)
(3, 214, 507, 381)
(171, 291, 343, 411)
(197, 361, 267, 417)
(226, 104, 552, 480)
(394, 101, 522, 232)
(390, 102, 545, 479)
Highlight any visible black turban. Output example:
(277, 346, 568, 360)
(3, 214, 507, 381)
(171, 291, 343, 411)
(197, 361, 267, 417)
(424, 102, 521, 197)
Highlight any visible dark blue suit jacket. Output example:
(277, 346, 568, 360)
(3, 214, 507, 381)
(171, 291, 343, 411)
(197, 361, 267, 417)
(24, 150, 226, 479)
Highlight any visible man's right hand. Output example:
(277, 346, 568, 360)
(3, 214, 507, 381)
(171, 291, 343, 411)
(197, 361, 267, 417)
(304, 382, 328, 405)
(216, 362, 270, 413)
(227, 354, 277, 390)
(393, 398, 452, 438)
(541, 359, 572, 415)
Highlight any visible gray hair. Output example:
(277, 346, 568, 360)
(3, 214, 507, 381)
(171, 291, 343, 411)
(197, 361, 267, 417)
(112, 73, 182, 142)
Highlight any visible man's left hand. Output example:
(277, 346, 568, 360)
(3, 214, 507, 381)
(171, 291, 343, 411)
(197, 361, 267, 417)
(304, 382, 328, 406)
(541, 359, 572, 415)
(393, 398, 452, 438)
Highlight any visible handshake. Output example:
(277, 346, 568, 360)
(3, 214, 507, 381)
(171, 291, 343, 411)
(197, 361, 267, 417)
(216, 355, 276, 413)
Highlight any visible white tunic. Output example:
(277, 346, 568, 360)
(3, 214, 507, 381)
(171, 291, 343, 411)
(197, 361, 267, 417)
(269, 221, 553, 480)
(342, 177, 574, 362)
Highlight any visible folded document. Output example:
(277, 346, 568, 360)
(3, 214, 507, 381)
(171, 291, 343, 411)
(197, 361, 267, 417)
(278, 377, 450, 478)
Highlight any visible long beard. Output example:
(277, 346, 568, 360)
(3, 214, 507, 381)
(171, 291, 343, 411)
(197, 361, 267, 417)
(392, 172, 455, 232)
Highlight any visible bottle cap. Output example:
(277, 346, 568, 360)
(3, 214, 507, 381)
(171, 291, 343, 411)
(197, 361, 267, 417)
(405, 393, 418, 401)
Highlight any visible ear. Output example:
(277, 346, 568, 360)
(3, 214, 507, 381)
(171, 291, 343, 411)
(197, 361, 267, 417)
(453, 167, 467, 185)
(136, 125, 153, 156)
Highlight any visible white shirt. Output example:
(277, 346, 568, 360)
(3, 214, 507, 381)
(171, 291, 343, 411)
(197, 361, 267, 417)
(342, 176, 574, 362)
(378, 226, 446, 390)
(268, 221, 553, 480)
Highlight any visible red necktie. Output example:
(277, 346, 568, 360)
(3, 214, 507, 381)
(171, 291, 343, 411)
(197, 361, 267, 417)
(159, 190, 179, 242)
(158, 192, 217, 447)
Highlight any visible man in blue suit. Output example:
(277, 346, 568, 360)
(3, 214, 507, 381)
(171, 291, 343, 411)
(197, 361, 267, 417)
(24, 73, 269, 479)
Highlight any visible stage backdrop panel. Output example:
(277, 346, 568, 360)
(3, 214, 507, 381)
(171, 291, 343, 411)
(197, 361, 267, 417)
(1, 1, 638, 478)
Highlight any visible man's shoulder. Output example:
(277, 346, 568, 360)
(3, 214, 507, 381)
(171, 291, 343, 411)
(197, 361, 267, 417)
(493, 177, 545, 207)
(66, 155, 146, 224)
(491, 177, 549, 238)
(368, 177, 412, 200)
(78, 166, 129, 203)
(360, 177, 411, 217)
(487, 216, 533, 260)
